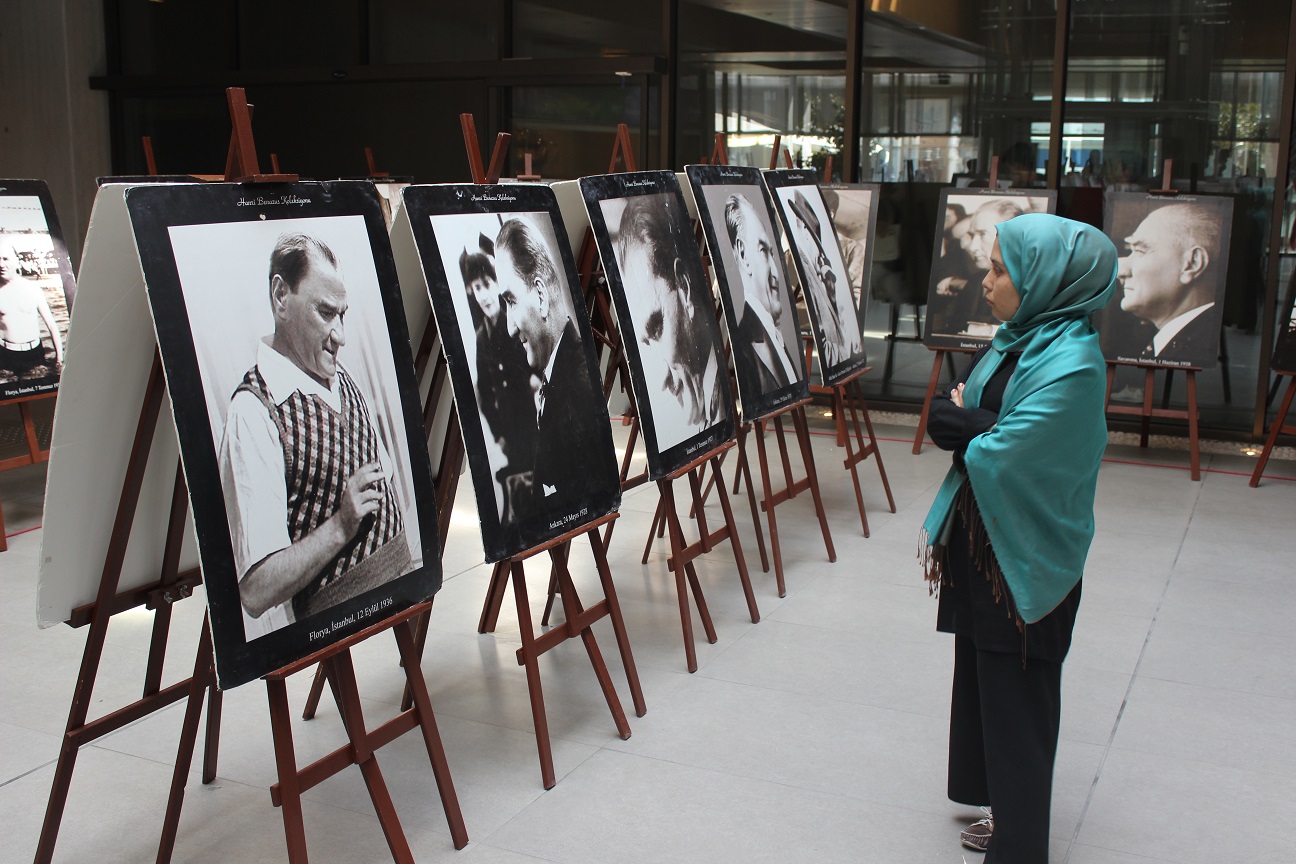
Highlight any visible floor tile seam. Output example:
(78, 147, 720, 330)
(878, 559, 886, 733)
(1099, 740, 1296, 783)
(1129, 671, 1296, 705)
(0, 757, 58, 790)
(1061, 497, 1193, 864)
(1063, 840, 1177, 864)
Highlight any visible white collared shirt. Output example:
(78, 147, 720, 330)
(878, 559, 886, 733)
(1154, 303, 1213, 357)
(743, 298, 801, 383)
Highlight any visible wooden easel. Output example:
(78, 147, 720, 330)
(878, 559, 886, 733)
(1100, 159, 1203, 481)
(364, 145, 390, 178)
(31, 108, 292, 863)
(912, 346, 974, 453)
(475, 513, 646, 787)
(1104, 360, 1202, 480)
(590, 130, 760, 670)
(35, 355, 217, 864)
(216, 87, 468, 858)
(693, 134, 835, 595)
(0, 393, 51, 552)
(642, 441, 760, 672)
(266, 602, 468, 860)
(1250, 371, 1296, 487)
(300, 119, 494, 721)
(805, 350, 897, 536)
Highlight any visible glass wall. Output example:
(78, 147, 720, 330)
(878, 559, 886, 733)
(95, 0, 1296, 436)
(841, 0, 1292, 436)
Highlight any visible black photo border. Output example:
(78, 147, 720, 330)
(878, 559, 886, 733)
(761, 168, 869, 387)
(580, 170, 736, 480)
(1097, 191, 1233, 370)
(125, 180, 442, 689)
(0, 178, 78, 405)
(685, 164, 808, 421)
(401, 182, 621, 562)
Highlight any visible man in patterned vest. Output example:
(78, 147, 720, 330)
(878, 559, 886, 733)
(218, 233, 409, 634)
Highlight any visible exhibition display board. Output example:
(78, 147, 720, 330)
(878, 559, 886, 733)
(394, 179, 645, 788)
(763, 168, 869, 387)
(1095, 191, 1233, 370)
(911, 186, 1057, 453)
(124, 180, 444, 688)
(400, 183, 621, 562)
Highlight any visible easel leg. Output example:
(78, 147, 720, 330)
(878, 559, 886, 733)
(302, 665, 327, 720)
(511, 560, 556, 788)
(641, 496, 665, 564)
(398, 609, 432, 713)
(551, 547, 631, 739)
(707, 455, 759, 624)
(324, 652, 415, 864)
(1251, 377, 1296, 487)
(659, 480, 717, 673)
(836, 383, 871, 538)
(854, 386, 896, 513)
(735, 425, 769, 572)
(1140, 369, 1155, 447)
(586, 526, 647, 717)
(753, 419, 786, 597)
(266, 678, 309, 863)
(155, 621, 214, 864)
(1187, 371, 1201, 481)
(914, 350, 946, 454)
(392, 621, 469, 849)
(792, 406, 836, 561)
(203, 685, 222, 784)
(478, 560, 510, 634)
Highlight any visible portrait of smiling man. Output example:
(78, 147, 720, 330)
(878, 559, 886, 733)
(218, 232, 411, 635)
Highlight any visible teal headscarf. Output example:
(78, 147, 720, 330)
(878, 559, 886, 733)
(921, 213, 1119, 624)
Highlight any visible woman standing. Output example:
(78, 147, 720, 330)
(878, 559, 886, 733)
(922, 213, 1118, 862)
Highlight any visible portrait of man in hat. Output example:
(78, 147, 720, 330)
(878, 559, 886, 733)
(783, 188, 863, 370)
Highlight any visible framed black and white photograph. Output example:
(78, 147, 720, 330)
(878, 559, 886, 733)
(763, 169, 868, 386)
(1273, 300, 1296, 374)
(685, 164, 807, 421)
(401, 183, 621, 562)
(820, 182, 882, 333)
(580, 171, 735, 479)
(125, 181, 441, 688)
(924, 188, 1056, 350)
(0, 179, 77, 404)
(1096, 192, 1233, 369)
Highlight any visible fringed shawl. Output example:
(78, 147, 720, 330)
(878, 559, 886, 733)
(922, 214, 1118, 624)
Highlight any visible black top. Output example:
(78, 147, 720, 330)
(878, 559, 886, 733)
(931, 346, 1081, 662)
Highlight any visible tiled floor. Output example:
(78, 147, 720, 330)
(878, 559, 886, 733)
(1, 417, 1294, 864)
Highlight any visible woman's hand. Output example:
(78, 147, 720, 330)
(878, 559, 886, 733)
(950, 383, 966, 409)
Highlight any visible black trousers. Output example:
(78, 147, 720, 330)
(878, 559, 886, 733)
(948, 634, 1062, 863)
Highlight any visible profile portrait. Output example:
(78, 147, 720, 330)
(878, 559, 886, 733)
(764, 171, 866, 385)
(924, 189, 1056, 349)
(581, 172, 734, 478)
(126, 182, 441, 688)
(0, 182, 76, 403)
(1096, 193, 1232, 369)
(687, 165, 807, 421)
(412, 185, 619, 561)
